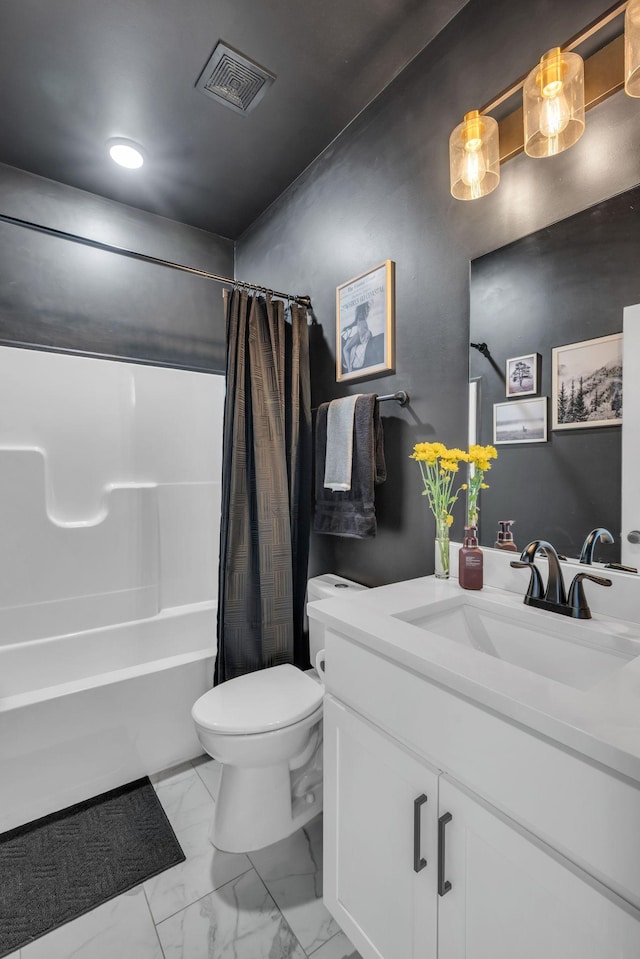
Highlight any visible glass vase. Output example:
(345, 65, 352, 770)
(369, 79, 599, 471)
(467, 492, 479, 530)
(435, 519, 450, 580)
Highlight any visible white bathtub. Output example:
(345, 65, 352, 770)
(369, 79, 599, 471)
(0, 603, 216, 833)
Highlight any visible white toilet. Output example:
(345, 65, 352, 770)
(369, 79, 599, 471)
(191, 574, 367, 853)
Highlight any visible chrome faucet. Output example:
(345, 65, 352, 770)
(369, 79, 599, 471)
(511, 539, 612, 619)
(579, 528, 614, 565)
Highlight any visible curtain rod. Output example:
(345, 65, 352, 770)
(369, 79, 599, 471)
(0, 212, 312, 308)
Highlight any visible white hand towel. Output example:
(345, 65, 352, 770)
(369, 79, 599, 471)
(323, 395, 361, 491)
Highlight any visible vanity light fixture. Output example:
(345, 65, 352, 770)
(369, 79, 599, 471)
(523, 48, 585, 157)
(625, 0, 640, 95)
(108, 138, 145, 169)
(450, 1, 639, 200)
(449, 110, 500, 200)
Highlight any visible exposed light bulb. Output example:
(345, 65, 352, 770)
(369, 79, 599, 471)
(461, 145, 487, 199)
(449, 110, 500, 201)
(524, 48, 584, 158)
(539, 90, 571, 139)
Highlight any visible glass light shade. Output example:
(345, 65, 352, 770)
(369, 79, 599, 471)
(625, 0, 640, 97)
(449, 111, 500, 201)
(523, 48, 585, 158)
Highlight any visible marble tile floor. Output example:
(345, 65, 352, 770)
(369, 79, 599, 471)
(9, 756, 362, 959)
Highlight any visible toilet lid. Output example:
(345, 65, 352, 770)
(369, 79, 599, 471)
(192, 664, 323, 735)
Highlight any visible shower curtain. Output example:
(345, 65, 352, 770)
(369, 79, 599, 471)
(214, 289, 312, 684)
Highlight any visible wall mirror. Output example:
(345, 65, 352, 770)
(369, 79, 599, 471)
(469, 183, 640, 566)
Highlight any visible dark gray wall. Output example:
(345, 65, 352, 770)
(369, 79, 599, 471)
(0, 163, 233, 371)
(237, 0, 640, 587)
(471, 185, 640, 561)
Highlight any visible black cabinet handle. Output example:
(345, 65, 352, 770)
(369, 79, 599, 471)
(438, 812, 452, 895)
(413, 794, 428, 873)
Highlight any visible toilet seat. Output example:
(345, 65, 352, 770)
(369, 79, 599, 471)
(192, 664, 323, 735)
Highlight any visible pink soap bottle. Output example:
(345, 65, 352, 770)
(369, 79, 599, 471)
(459, 526, 483, 590)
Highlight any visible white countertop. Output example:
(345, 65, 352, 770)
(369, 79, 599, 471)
(309, 575, 640, 784)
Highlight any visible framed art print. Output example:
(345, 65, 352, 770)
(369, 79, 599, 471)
(505, 353, 539, 397)
(494, 396, 548, 444)
(552, 333, 622, 430)
(336, 260, 395, 383)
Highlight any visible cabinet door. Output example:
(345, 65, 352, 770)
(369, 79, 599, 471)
(323, 695, 438, 959)
(438, 776, 640, 959)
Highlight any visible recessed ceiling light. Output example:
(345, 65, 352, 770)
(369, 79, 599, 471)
(108, 138, 145, 169)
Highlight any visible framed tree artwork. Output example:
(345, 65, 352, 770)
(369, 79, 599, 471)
(505, 353, 539, 397)
(552, 333, 622, 430)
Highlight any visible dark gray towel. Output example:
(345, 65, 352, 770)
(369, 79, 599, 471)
(314, 393, 386, 537)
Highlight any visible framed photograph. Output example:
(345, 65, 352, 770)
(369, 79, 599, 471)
(493, 396, 548, 445)
(552, 333, 622, 430)
(506, 352, 539, 397)
(336, 260, 395, 382)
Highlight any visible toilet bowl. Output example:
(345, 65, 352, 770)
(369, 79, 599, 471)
(191, 574, 367, 853)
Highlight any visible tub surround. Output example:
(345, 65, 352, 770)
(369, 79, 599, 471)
(0, 347, 224, 833)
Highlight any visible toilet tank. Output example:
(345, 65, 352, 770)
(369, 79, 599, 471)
(306, 574, 368, 664)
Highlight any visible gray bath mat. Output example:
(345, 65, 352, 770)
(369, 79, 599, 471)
(0, 776, 185, 957)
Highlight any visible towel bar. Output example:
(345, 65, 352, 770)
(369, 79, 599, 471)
(376, 390, 409, 407)
(312, 390, 409, 413)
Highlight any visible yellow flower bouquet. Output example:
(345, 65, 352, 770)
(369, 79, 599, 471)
(410, 442, 468, 578)
(465, 444, 498, 527)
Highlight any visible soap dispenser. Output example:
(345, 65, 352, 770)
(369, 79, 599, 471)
(494, 520, 517, 552)
(459, 526, 483, 590)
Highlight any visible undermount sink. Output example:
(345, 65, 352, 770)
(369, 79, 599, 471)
(392, 594, 640, 691)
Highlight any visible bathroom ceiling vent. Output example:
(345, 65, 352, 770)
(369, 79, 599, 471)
(196, 42, 276, 115)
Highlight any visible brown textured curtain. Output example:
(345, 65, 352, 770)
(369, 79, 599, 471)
(214, 290, 312, 684)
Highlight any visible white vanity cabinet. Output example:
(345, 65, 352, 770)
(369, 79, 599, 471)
(437, 776, 640, 959)
(322, 633, 640, 959)
(323, 697, 438, 959)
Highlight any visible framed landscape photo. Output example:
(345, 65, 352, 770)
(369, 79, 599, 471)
(552, 333, 622, 430)
(493, 396, 548, 445)
(506, 352, 539, 397)
(336, 260, 395, 383)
